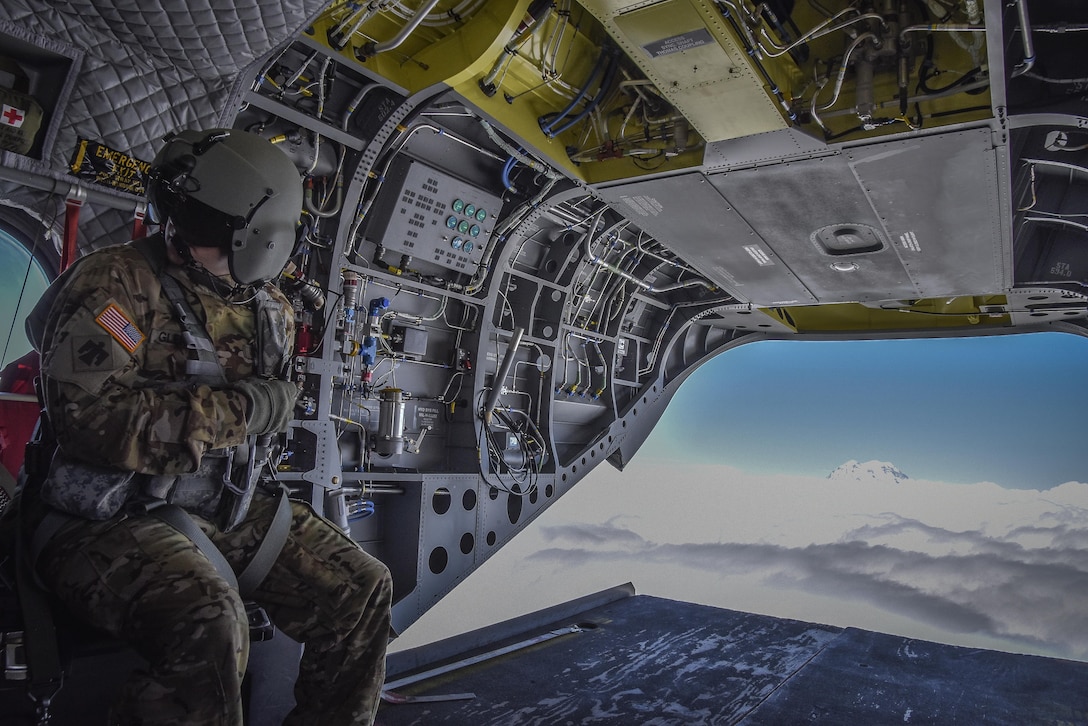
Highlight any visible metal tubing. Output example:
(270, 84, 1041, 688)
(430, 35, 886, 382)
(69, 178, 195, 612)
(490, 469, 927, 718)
(0, 165, 134, 210)
(1011, 0, 1036, 77)
(383, 625, 582, 693)
(483, 327, 524, 425)
(0, 392, 38, 403)
(366, 0, 442, 55)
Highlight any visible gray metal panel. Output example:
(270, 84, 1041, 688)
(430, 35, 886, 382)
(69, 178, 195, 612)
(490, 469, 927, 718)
(744, 626, 1088, 725)
(378, 593, 1088, 725)
(599, 173, 818, 305)
(708, 154, 918, 303)
(848, 127, 1004, 297)
(703, 127, 834, 171)
(379, 594, 843, 725)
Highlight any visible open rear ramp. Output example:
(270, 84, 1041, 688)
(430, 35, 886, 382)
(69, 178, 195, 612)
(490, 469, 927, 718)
(380, 585, 1088, 725)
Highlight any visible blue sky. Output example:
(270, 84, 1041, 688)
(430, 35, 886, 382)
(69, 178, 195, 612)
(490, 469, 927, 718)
(643, 333, 1088, 489)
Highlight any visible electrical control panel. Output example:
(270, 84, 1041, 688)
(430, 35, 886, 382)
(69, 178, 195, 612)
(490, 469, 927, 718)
(365, 157, 503, 272)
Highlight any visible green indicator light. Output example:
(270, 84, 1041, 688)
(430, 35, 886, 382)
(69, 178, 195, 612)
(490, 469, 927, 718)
(457, 220, 470, 234)
(452, 199, 464, 213)
(445, 215, 458, 229)
(475, 208, 487, 221)
(469, 224, 481, 237)
(464, 203, 476, 217)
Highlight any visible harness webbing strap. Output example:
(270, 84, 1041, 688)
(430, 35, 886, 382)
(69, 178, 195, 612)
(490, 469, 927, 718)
(29, 511, 71, 587)
(156, 272, 228, 386)
(34, 490, 293, 599)
(147, 503, 239, 591)
(237, 489, 292, 596)
(14, 532, 63, 714)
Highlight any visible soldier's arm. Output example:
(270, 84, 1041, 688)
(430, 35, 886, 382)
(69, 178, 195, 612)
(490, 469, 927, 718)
(39, 252, 252, 475)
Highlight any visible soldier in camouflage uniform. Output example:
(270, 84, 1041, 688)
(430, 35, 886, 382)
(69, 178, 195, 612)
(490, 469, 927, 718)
(22, 129, 392, 725)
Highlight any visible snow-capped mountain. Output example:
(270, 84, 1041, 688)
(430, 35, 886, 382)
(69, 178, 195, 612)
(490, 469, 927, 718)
(828, 459, 910, 485)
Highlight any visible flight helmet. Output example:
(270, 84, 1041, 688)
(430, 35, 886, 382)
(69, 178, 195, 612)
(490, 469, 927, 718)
(146, 128, 303, 285)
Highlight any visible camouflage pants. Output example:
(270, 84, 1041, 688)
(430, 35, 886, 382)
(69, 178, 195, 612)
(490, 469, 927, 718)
(36, 490, 392, 725)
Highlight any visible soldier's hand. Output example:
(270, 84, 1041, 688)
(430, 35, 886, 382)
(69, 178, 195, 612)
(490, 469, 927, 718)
(233, 378, 299, 435)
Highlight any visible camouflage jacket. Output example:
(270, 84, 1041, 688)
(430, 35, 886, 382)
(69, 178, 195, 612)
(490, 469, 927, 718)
(32, 235, 294, 475)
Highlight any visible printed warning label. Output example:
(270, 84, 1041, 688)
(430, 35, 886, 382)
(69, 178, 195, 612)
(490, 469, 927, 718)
(620, 194, 664, 218)
(899, 231, 922, 252)
(69, 138, 150, 195)
(643, 28, 714, 58)
(743, 244, 774, 266)
(414, 403, 442, 431)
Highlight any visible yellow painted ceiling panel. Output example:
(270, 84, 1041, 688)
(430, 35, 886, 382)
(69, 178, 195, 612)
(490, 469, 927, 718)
(582, 0, 787, 141)
(615, 1, 737, 88)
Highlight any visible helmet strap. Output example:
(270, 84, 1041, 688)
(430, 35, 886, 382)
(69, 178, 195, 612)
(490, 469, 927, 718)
(164, 219, 196, 266)
(164, 218, 249, 300)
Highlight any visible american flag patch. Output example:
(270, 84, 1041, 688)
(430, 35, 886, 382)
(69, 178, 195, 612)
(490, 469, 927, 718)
(95, 303, 145, 353)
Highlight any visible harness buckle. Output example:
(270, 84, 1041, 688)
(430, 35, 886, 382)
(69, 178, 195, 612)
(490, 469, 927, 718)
(2, 630, 27, 681)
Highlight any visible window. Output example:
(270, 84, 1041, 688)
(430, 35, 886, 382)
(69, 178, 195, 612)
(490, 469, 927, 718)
(0, 220, 53, 367)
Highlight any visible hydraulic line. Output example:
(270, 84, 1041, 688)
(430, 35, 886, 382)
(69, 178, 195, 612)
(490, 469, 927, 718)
(478, 0, 554, 96)
(483, 327, 524, 425)
(544, 49, 620, 138)
(588, 244, 638, 325)
(759, 10, 882, 59)
(584, 219, 715, 294)
(819, 78, 990, 118)
(638, 297, 734, 376)
(898, 23, 985, 42)
(1011, 0, 1036, 78)
(360, 0, 442, 57)
(1022, 216, 1088, 234)
(1034, 24, 1088, 33)
(466, 175, 560, 295)
(501, 155, 517, 191)
(305, 178, 343, 217)
(715, 1, 796, 120)
(478, 119, 559, 178)
(328, 4, 378, 51)
(817, 32, 880, 112)
(538, 48, 612, 137)
(809, 32, 879, 132)
(542, 51, 607, 131)
(387, 0, 486, 27)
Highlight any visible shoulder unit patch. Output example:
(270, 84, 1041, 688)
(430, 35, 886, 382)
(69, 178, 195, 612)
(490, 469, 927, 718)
(95, 302, 145, 353)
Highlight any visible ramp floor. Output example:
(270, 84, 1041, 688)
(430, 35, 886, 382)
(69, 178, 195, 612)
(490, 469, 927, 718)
(379, 587, 1088, 725)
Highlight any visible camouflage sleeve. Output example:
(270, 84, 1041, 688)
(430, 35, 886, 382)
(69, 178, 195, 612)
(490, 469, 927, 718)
(39, 247, 253, 475)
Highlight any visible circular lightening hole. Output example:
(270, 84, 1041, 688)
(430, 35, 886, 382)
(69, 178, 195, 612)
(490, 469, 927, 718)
(432, 488, 451, 515)
(428, 547, 448, 574)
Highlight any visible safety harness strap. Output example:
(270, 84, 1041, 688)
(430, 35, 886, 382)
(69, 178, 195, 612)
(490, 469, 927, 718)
(237, 489, 292, 596)
(28, 511, 70, 588)
(156, 272, 228, 386)
(146, 503, 239, 590)
(33, 488, 292, 601)
(14, 531, 63, 719)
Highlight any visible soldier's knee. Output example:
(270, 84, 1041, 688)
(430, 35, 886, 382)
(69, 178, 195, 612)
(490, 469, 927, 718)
(357, 553, 393, 605)
(176, 580, 248, 658)
(336, 553, 392, 627)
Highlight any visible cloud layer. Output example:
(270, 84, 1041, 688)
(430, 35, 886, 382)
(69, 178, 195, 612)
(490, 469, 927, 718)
(520, 462, 1088, 660)
(395, 460, 1088, 661)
